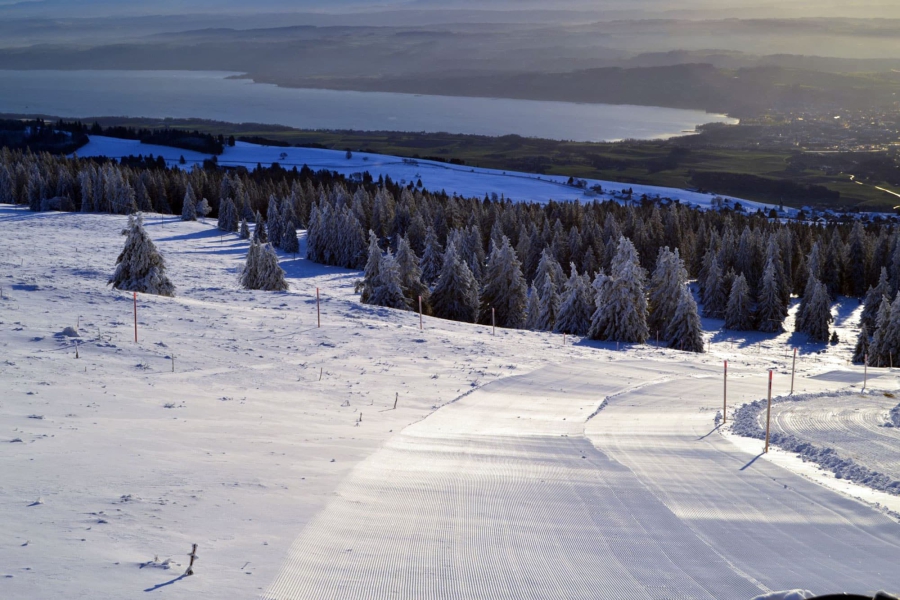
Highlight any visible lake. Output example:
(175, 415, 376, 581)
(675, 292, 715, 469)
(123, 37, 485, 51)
(0, 70, 737, 142)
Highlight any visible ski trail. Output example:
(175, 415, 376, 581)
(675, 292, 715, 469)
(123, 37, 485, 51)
(261, 361, 765, 599)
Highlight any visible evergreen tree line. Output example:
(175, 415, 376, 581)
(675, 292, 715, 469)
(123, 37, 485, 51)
(6, 146, 900, 351)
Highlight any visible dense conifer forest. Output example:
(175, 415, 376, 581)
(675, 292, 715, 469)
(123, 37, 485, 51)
(4, 146, 900, 358)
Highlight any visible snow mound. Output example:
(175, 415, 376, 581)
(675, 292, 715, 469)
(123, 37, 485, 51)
(732, 391, 900, 496)
(751, 590, 815, 600)
(886, 402, 900, 428)
(58, 326, 80, 338)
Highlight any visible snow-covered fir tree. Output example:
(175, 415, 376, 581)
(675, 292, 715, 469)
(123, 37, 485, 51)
(588, 236, 649, 343)
(701, 254, 727, 319)
(802, 279, 832, 342)
(253, 211, 267, 243)
(532, 248, 565, 299)
(369, 250, 408, 310)
(869, 295, 892, 367)
(478, 235, 528, 329)
(419, 226, 443, 284)
(241, 241, 288, 291)
(879, 293, 900, 368)
(794, 272, 817, 334)
(536, 277, 559, 332)
(756, 258, 786, 333)
(109, 213, 175, 297)
(358, 231, 382, 305)
(218, 197, 239, 232)
(196, 197, 211, 220)
(648, 247, 687, 337)
(181, 185, 197, 221)
(430, 239, 481, 323)
(239, 218, 250, 240)
(852, 323, 870, 365)
(666, 286, 704, 353)
(281, 220, 300, 255)
(860, 267, 892, 332)
(267, 196, 283, 250)
(525, 284, 542, 331)
(724, 274, 753, 331)
(395, 236, 429, 308)
(555, 266, 594, 336)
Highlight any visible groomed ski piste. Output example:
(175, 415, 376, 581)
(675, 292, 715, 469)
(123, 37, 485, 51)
(73, 136, 789, 216)
(2, 204, 899, 600)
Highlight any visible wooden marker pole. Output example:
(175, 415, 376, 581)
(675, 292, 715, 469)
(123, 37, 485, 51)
(393, 392, 398, 410)
(723, 360, 728, 423)
(75, 340, 79, 359)
(563, 333, 566, 346)
(492, 307, 496, 336)
(764, 370, 773, 453)
(418, 296, 423, 330)
(185, 544, 198, 576)
(790, 347, 797, 395)
(133, 292, 138, 343)
(863, 354, 868, 390)
(316, 287, 321, 328)
(171, 354, 175, 373)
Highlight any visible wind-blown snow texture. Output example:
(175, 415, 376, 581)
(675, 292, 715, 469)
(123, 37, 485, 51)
(732, 391, 900, 496)
(2, 205, 898, 600)
(74, 136, 785, 215)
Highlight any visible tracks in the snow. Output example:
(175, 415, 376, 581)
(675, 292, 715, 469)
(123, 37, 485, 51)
(262, 361, 900, 599)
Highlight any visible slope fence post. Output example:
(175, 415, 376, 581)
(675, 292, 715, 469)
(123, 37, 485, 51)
(764, 370, 773, 453)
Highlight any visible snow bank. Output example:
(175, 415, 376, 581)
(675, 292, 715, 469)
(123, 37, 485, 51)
(732, 390, 900, 496)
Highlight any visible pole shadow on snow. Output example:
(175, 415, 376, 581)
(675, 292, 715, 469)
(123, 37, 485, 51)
(143, 574, 189, 592)
(696, 424, 722, 441)
(740, 452, 765, 471)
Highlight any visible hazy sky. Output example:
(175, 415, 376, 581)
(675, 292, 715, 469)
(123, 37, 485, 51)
(1, 0, 899, 19)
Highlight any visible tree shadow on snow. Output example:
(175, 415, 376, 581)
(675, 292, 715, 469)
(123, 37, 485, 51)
(155, 228, 227, 243)
(832, 295, 862, 327)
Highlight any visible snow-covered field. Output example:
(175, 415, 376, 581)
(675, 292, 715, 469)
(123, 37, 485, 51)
(74, 136, 785, 215)
(2, 205, 898, 599)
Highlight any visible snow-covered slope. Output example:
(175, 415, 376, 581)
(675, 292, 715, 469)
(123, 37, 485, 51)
(1, 205, 894, 599)
(74, 136, 785, 215)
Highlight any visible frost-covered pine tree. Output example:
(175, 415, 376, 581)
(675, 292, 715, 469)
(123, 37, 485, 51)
(359, 231, 382, 305)
(648, 247, 687, 336)
(536, 277, 559, 332)
(395, 236, 429, 307)
(253, 211, 267, 244)
(525, 284, 542, 331)
(109, 213, 175, 297)
(802, 280, 832, 342)
(724, 274, 754, 331)
(181, 185, 197, 221)
(588, 237, 649, 343)
(860, 267, 892, 332)
(196, 197, 211, 220)
(756, 258, 786, 333)
(419, 226, 443, 285)
(479, 235, 528, 329)
(701, 254, 727, 319)
(241, 241, 288, 291)
(281, 220, 300, 255)
(852, 323, 870, 365)
(240, 241, 261, 289)
(533, 248, 565, 298)
(555, 266, 594, 336)
(666, 286, 704, 353)
(869, 295, 892, 367)
(267, 196, 283, 250)
(430, 239, 481, 323)
(879, 293, 900, 368)
(369, 250, 409, 309)
(794, 271, 817, 334)
(239, 218, 250, 240)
